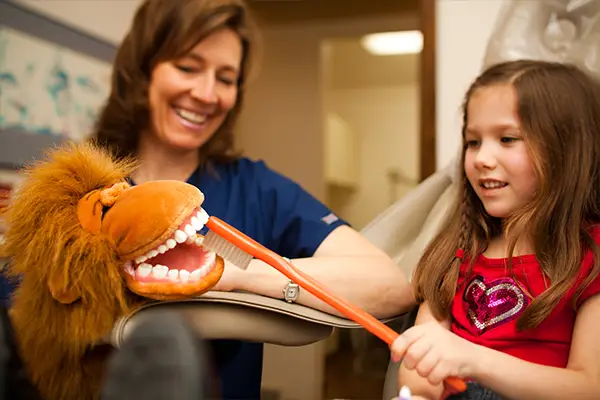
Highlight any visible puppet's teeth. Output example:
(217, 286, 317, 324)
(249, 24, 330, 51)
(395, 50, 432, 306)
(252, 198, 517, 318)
(198, 209, 209, 225)
(202, 252, 216, 268)
(195, 236, 204, 246)
(158, 245, 168, 254)
(191, 216, 203, 231)
(166, 239, 177, 249)
(184, 224, 196, 237)
(147, 250, 159, 259)
(152, 265, 168, 279)
(137, 264, 152, 277)
(168, 269, 179, 281)
(190, 268, 204, 281)
(174, 230, 187, 243)
(179, 270, 190, 283)
(186, 236, 195, 244)
(124, 261, 135, 276)
(135, 255, 147, 264)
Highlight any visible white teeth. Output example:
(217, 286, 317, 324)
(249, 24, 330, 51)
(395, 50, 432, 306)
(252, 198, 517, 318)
(137, 264, 152, 277)
(198, 209, 209, 224)
(179, 270, 190, 283)
(124, 261, 135, 276)
(191, 216, 203, 231)
(135, 255, 147, 264)
(184, 224, 196, 236)
(152, 265, 169, 279)
(176, 108, 206, 124)
(174, 230, 187, 243)
(128, 208, 216, 283)
(202, 251, 216, 267)
(168, 269, 179, 281)
(482, 181, 506, 189)
(190, 269, 204, 281)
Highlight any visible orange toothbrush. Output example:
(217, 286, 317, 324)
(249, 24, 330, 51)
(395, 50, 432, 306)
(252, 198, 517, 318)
(203, 215, 467, 393)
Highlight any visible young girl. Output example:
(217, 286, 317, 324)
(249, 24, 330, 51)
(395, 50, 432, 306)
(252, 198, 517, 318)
(391, 59, 600, 400)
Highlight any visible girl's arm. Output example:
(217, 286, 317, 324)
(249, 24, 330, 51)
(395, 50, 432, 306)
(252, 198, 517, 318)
(471, 294, 600, 399)
(398, 301, 449, 399)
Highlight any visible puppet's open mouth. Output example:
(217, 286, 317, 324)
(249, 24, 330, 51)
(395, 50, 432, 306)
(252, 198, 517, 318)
(123, 207, 218, 285)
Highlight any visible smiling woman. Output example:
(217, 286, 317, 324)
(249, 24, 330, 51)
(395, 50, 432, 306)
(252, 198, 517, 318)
(82, 0, 416, 398)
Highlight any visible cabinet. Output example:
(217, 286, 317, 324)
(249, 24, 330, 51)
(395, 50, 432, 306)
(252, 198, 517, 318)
(324, 113, 358, 188)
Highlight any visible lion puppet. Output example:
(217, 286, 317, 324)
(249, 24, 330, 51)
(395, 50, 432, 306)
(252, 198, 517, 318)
(0, 141, 225, 399)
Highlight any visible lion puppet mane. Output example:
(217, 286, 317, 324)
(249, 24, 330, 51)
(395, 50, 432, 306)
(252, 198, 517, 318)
(1, 142, 224, 399)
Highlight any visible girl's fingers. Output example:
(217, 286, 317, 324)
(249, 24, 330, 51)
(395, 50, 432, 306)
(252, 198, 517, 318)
(427, 360, 451, 387)
(414, 346, 440, 378)
(391, 326, 424, 361)
(402, 335, 432, 370)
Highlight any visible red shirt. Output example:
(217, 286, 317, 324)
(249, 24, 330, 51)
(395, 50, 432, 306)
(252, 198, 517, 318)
(451, 230, 600, 368)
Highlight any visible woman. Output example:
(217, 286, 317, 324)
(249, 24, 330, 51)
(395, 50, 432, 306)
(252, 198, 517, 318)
(92, 0, 415, 398)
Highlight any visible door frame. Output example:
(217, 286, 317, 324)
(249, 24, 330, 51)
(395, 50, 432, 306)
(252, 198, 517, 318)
(419, 0, 437, 181)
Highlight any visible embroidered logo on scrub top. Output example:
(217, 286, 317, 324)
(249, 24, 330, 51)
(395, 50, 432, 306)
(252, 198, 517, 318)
(321, 212, 339, 225)
(463, 275, 529, 335)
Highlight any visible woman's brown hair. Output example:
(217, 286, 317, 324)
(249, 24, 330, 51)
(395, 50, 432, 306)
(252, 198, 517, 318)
(413, 60, 600, 330)
(91, 0, 258, 163)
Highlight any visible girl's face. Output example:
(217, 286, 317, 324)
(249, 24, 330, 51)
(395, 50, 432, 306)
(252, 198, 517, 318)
(464, 84, 538, 219)
(146, 28, 242, 152)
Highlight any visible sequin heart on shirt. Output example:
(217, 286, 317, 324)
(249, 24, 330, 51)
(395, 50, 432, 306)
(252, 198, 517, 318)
(463, 275, 529, 335)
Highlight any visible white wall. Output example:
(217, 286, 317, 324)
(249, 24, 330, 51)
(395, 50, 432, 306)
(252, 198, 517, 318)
(435, 0, 506, 169)
(237, 14, 419, 202)
(325, 85, 420, 230)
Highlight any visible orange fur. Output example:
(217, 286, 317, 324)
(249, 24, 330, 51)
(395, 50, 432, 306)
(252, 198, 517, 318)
(2, 142, 223, 399)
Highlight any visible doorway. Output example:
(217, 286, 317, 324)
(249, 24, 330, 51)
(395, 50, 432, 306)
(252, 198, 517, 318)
(320, 0, 436, 398)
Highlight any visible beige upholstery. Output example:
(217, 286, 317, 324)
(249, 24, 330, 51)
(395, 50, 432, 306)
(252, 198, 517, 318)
(360, 162, 457, 280)
(110, 164, 458, 355)
(376, 166, 458, 400)
(347, 163, 457, 377)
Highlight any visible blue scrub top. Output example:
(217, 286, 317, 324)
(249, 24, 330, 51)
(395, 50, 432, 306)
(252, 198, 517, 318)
(0, 157, 348, 399)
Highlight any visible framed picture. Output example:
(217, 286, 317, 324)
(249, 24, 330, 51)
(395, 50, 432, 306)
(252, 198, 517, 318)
(0, 0, 117, 170)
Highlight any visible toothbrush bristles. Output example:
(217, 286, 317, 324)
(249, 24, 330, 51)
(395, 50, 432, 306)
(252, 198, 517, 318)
(202, 230, 253, 269)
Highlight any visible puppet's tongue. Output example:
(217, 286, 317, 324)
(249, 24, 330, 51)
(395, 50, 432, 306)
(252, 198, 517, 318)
(148, 243, 211, 272)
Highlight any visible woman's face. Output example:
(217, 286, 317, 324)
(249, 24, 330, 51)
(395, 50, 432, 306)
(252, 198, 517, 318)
(147, 28, 242, 152)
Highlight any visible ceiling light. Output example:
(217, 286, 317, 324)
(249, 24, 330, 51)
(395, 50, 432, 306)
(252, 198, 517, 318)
(361, 30, 423, 55)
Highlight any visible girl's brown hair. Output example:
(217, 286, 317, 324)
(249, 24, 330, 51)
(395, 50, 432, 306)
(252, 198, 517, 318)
(91, 0, 258, 163)
(413, 60, 600, 330)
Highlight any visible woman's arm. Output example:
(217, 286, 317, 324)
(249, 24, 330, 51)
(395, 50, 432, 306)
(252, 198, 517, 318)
(221, 225, 416, 319)
(398, 302, 449, 399)
(469, 294, 600, 400)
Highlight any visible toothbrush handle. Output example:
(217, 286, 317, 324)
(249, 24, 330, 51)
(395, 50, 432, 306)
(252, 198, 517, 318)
(206, 216, 467, 393)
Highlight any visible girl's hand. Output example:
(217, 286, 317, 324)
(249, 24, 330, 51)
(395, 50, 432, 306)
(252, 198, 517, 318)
(391, 321, 479, 387)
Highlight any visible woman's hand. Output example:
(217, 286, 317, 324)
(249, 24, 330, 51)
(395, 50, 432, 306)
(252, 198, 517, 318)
(211, 259, 242, 292)
(391, 321, 479, 387)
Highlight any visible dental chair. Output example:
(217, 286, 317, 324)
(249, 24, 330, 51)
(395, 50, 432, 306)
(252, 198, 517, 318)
(110, 161, 459, 399)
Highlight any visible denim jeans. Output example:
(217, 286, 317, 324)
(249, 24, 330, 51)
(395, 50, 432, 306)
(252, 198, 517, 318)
(446, 382, 504, 400)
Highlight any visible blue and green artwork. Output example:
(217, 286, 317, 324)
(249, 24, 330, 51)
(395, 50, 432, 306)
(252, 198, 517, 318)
(0, 26, 111, 141)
